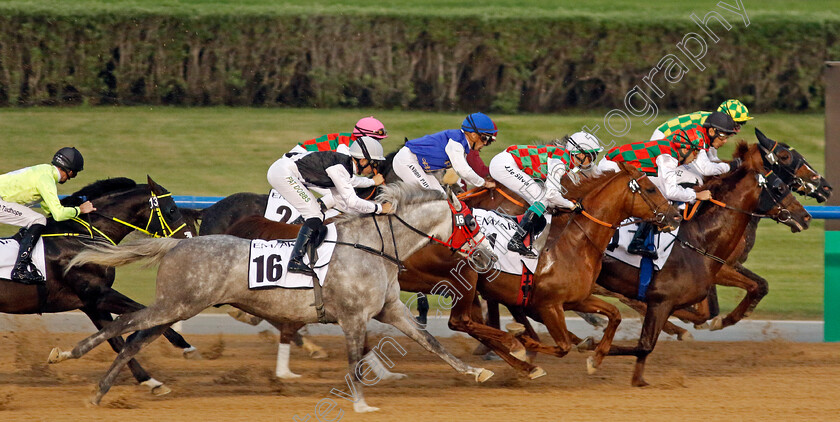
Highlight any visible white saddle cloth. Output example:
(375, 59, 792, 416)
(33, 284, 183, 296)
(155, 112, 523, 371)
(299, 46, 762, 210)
(472, 208, 551, 275)
(248, 224, 337, 289)
(265, 189, 339, 223)
(0, 238, 47, 281)
(604, 219, 680, 271)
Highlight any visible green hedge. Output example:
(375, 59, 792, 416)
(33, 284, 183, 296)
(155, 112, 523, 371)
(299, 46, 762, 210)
(0, 11, 837, 112)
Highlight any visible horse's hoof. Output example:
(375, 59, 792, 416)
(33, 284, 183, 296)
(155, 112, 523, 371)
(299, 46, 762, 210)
(475, 368, 494, 383)
(528, 367, 547, 380)
(48, 347, 67, 364)
(574, 337, 595, 352)
(308, 349, 328, 359)
(632, 378, 650, 387)
(379, 371, 408, 381)
(678, 331, 694, 341)
(505, 322, 526, 336)
(709, 316, 724, 331)
(303, 343, 328, 359)
(276, 371, 302, 380)
(510, 345, 528, 362)
(182, 346, 202, 360)
(586, 356, 597, 375)
(151, 384, 171, 396)
(353, 401, 380, 413)
(694, 322, 710, 330)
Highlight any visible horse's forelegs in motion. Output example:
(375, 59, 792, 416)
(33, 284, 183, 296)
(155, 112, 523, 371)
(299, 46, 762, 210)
(593, 285, 691, 340)
(90, 325, 171, 406)
(607, 301, 674, 387)
(568, 295, 622, 374)
(337, 318, 377, 413)
(375, 299, 493, 383)
(710, 265, 768, 330)
(80, 307, 170, 396)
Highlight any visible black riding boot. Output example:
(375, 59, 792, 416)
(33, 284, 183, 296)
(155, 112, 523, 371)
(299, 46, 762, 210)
(507, 210, 538, 258)
(627, 222, 658, 259)
(11, 223, 46, 285)
(287, 219, 321, 277)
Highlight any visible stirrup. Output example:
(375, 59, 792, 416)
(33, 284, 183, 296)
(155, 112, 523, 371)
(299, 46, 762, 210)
(627, 245, 658, 259)
(287, 259, 316, 277)
(507, 238, 537, 258)
(12, 264, 45, 285)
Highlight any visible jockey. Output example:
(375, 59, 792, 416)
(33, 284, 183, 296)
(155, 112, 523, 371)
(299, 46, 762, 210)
(651, 99, 753, 140)
(267, 137, 392, 277)
(392, 112, 497, 193)
(489, 131, 604, 257)
(603, 132, 708, 258)
(0, 147, 96, 284)
(665, 111, 739, 186)
(288, 116, 387, 209)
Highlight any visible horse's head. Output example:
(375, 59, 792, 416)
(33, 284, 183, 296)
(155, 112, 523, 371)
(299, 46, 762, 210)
(727, 144, 811, 232)
(755, 128, 831, 203)
(145, 176, 195, 238)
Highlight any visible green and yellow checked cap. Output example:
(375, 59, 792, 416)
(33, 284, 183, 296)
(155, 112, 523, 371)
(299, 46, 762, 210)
(717, 99, 753, 122)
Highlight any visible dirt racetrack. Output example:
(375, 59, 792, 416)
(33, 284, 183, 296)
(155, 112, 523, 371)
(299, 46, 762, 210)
(1, 324, 838, 422)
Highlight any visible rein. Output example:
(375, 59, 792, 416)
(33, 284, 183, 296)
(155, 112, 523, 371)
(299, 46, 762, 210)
(457, 186, 526, 208)
(681, 170, 792, 223)
(42, 192, 187, 245)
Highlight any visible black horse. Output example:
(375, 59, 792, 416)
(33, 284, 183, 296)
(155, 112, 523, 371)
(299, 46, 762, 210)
(1, 176, 196, 395)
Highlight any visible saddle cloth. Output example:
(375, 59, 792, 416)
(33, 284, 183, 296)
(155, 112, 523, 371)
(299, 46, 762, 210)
(0, 238, 47, 281)
(604, 219, 680, 271)
(472, 208, 551, 275)
(265, 189, 339, 223)
(248, 223, 337, 289)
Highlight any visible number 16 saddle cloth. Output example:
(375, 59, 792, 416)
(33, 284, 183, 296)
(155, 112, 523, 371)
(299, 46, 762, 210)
(248, 224, 337, 289)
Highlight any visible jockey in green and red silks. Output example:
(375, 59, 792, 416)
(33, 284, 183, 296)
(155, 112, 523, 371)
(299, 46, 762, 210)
(489, 132, 605, 257)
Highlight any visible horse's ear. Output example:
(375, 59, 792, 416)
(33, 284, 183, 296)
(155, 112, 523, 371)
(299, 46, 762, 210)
(147, 175, 160, 193)
(445, 187, 463, 212)
(754, 128, 773, 149)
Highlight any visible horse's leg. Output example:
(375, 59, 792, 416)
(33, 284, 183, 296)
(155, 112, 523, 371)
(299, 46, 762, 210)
(594, 285, 690, 340)
(49, 301, 201, 363)
(80, 307, 170, 396)
(710, 265, 768, 330)
(374, 298, 493, 382)
(337, 317, 377, 413)
(535, 304, 573, 358)
(86, 286, 197, 355)
(607, 301, 673, 387)
(567, 296, 621, 374)
(266, 321, 306, 379)
(293, 327, 328, 359)
(89, 325, 171, 406)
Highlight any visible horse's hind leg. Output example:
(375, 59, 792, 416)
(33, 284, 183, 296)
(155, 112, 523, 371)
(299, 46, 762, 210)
(374, 298, 493, 383)
(90, 324, 171, 406)
(80, 307, 170, 395)
(50, 302, 199, 363)
(89, 286, 197, 356)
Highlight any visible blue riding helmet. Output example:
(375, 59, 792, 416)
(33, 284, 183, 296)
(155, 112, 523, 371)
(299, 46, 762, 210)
(461, 112, 498, 135)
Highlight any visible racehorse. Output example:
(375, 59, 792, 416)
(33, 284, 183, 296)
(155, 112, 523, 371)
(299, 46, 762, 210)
(1, 176, 195, 395)
(592, 130, 831, 339)
(592, 142, 811, 386)
(227, 163, 681, 377)
(49, 183, 495, 412)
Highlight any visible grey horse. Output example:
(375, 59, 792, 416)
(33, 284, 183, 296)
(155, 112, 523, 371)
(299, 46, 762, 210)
(48, 183, 494, 412)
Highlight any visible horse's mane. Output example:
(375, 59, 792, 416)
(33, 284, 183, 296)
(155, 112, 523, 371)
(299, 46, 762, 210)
(377, 149, 399, 178)
(334, 182, 445, 223)
(61, 177, 138, 206)
(700, 141, 753, 195)
(560, 162, 631, 199)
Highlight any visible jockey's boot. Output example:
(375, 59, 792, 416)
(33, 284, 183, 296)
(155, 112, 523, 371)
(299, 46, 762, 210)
(507, 209, 538, 258)
(627, 222, 658, 259)
(287, 219, 319, 277)
(11, 223, 46, 285)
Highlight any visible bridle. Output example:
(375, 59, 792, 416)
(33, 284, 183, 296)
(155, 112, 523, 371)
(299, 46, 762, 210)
(43, 191, 189, 245)
(681, 169, 795, 224)
(571, 171, 673, 230)
(325, 199, 488, 269)
(758, 140, 820, 197)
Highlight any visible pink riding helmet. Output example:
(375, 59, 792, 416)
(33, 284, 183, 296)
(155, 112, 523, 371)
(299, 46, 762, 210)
(353, 116, 388, 140)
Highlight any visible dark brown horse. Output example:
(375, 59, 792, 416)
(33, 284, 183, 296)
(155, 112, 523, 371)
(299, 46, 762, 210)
(593, 142, 810, 386)
(1, 176, 196, 395)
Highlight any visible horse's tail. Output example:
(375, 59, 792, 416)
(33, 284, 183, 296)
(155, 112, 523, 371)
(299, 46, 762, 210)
(65, 238, 183, 274)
